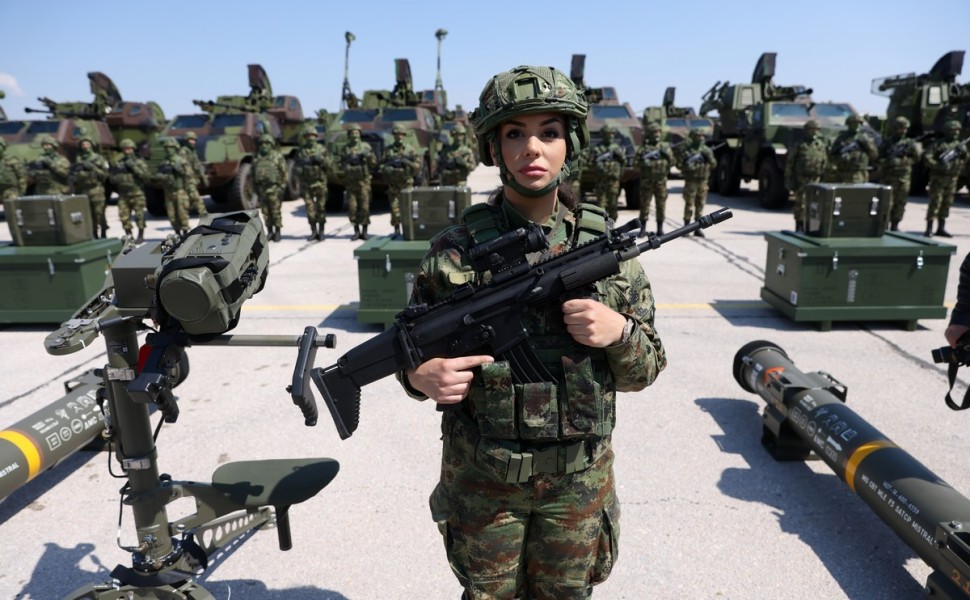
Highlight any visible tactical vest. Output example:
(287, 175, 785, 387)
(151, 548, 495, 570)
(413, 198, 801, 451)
(0, 156, 21, 188)
(109, 158, 142, 193)
(31, 154, 70, 195)
(638, 143, 671, 180)
(254, 156, 281, 185)
(459, 200, 616, 443)
(70, 154, 105, 191)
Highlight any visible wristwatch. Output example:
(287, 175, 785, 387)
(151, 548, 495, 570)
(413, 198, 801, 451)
(619, 316, 636, 344)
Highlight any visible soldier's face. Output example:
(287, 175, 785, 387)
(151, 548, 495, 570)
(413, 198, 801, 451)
(847, 121, 859, 133)
(348, 130, 360, 143)
(187, 138, 196, 146)
(393, 132, 405, 142)
(81, 141, 92, 151)
(498, 112, 567, 192)
(42, 143, 53, 152)
(123, 147, 134, 155)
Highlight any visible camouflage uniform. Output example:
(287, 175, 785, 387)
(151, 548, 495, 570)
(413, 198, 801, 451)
(403, 65, 667, 600)
(27, 135, 71, 195)
(339, 123, 377, 240)
(109, 138, 151, 242)
(381, 123, 421, 236)
(180, 131, 208, 217)
(634, 122, 673, 236)
(924, 120, 969, 237)
(828, 114, 878, 183)
(590, 124, 625, 221)
(154, 137, 191, 236)
(438, 125, 477, 186)
(677, 129, 716, 236)
(69, 136, 110, 238)
(294, 125, 330, 241)
(877, 116, 923, 231)
(785, 120, 828, 231)
(253, 134, 287, 242)
(0, 138, 27, 201)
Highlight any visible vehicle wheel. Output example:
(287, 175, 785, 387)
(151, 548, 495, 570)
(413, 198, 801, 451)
(227, 163, 259, 211)
(326, 183, 346, 212)
(717, 153, 741, 196)
(145, 186, 166, 217)
(283, 158, 300, 201)
(623, 178, 641, 211)
(757, 159, 788, 209)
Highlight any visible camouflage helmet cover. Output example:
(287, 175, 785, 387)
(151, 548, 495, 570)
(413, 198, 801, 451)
(301, 124, 317, 137)
(893, 116, 910, 128)
(160, 136, 179, 148)
(804, 119, 820, 131)
(391, 123, 407, 135)
(119, 138, 137, 149)
(845, 114, 863, 125)
(470, 65, 589, 167)
(689, 128, 705, 139)
(258, 133, 275, 145)
(601, 123, 616, 134)
(78, 135, 95, 146)
(346, 123, 362, 132)
(184, 131, 198, 140)
(944, 120, 962, 131)
(38, 134, 58, 147)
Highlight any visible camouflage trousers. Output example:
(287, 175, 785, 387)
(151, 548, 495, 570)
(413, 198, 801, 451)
(594, 177, 621, 221)
(832, 170, 869, 184)
(301, 181, 328, 225)
(431, 412, 619, 599)
(386, 180, 413, 227)
(927, 175, 960, 220)
(638, 177, 667, 223)
(346, 177, 372, 226)
(1, 187, 18, 202)
(440, 169, 469, 187)
(164, 189, 190, 232)
(682, 178, 709, 223)
(882, 173, 911, 223)
(258, 185, 284, 228)
(117, 189, 147, 233)
(791, 177, 822, 222)
(187, 183, 207, 217)
(78, 185, 107, 231)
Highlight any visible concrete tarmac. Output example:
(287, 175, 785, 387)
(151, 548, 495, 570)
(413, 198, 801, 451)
(1, 168, 969, 599)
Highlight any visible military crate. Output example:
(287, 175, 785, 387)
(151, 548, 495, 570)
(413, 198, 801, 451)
(0, 238, 123, 323)
(353, 236, 431, 328)
(761, 231, 955, 331)
(804, 183, 891, 238)
(3, 194, 93, 246)
(400, 185, 472, 241)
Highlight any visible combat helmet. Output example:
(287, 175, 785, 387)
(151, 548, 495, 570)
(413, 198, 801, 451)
(470, 65, 588, 197)
(689, 127, 705, 139)
(845, 114, 863, 125)
(804, 119, 820, 131)
(119, 138, 137, 150)
(893, 116, 910, 129)
(38, 134, 58, 148)
(258, 133, 275, 145)
(391, 123, 407, 135)
(301, 124, 317, 137)
(944, 120, 962, 132)
(645, 121, 663, 134)
(160, 136, 179, 149)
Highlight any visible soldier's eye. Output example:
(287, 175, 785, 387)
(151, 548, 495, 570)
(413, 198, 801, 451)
(504, 129, 524, 140)
(542, 129, 561, 139)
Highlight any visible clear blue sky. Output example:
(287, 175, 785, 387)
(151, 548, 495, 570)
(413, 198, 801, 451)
(1, 0, 968, 122)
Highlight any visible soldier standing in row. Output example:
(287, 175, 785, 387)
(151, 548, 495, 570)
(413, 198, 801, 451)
(785, 119, 828, 232)
(28, 135, 71, 195)
(181, 131, 208, 218)
(590, 123, 625, 221)
(340, 123, 376, 240)
(381, 123, 421, 238)
(294, 125, 330, 241)
(829, 114, 877, 183)
(634, 122, 673, 237)
(678, 128, 716, 237)
(0, 138, 27, 201)
(109, 139, 151, 243)
(154, 137, 191, 237)
(877, 116, 923, 232)
(437, 124, 476, 187)
(70, 136, 110, 239)
(924, 120, 969, 237)
(253, 134, 287, 242)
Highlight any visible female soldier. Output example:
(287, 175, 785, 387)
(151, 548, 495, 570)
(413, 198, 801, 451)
(400, 65, 667, 599)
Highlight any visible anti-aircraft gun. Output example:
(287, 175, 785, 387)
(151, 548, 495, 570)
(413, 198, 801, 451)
(146, 64, 305, 216)
(569, 53, 645, 210)
(872, 50, 970, 194)
(701, 52, 867, 209)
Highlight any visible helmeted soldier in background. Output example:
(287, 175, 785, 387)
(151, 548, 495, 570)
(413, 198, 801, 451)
(677, 128, 716, 237)
(109, 138, 151, 242)
(294, 124, 330, 241)
(381, 123, 421, 238)
(181, 131, 208, 218)
(69, 135, 110, 238)
(339, 123, 376, 240)
(154, 136, 191, 236)
(437, 124, 476, 186)
(590, 123, 625, 220)
(877, 116, 923, 232)
(828, 114, 877, 183)
(0, 138, 27, 201)
(28, 135, 71, 195)
(785, 119, 828, 232)
(635, 122, 673, 236)
(924, 120, 969, 237)
(253, 133, 287, 242)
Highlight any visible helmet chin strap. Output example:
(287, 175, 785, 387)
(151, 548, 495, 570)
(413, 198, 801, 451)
(492, 134, 570, 199)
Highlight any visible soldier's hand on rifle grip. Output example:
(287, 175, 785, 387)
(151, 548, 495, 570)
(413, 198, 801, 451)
(406, 355, 495, 407)
(561, 298, 628, 348)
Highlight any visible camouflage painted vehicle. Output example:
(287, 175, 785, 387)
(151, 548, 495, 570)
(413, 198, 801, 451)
(871, 50, 970, 193)
(0, 72, 165, 192)
(145, 64, 304, 215)
(700, 52, 873, 208)
(570, 54, 644, 209)
(642, 87, 714, 146)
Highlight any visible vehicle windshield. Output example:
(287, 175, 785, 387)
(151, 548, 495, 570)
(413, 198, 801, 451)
(689, 118, 713, 128)
(811, 103, 855, 127)
(170, 115, 209, 129)
(382, 108, 418, 122)
(26, 121, 59, 134)
(590, 105, 634, 120)
(767, 103, 813, 125)
(340, 110, 378, 123)
(666, 118, 687, 128)
(212, 114, 247, 130)
(0, 121, 25, 135)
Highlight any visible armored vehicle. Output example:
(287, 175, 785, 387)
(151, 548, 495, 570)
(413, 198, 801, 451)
(700, 52, 871, 208)
(570, 54, 644, 209)
(146, 64, 304, 215)
(642, 87, 714, 146)
(871, 50, 970, 193)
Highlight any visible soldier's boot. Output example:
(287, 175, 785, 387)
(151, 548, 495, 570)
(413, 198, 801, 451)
(924, 221, 934, 237)
(694, 219, 705, 237)
(393, 224, 401, 239)
(124, 229, 133, 239)
(637, 222, 647, 238)
(890, 220, 900, 232)
(92, 224, 99, 239)
(136, 229, 145, 244)
(352, 224, 361, 240)
(936, 218, 952, 238)
(316, 224, 325, 241)
(656, 220, 664, 236)
(306, 223, 318, 241)
(795, 220, 804, 233)
(359, 225, 369, 241)
(272, 226, 281, 242)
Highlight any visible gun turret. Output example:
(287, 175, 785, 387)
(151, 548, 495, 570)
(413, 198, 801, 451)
(341, 31, 359, 110)
(700, 81, 728, 116)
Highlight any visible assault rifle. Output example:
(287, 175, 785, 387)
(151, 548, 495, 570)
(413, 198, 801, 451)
(595, 149, 622, 163)
(939, 136, 970, 165)
(684, 143, 723, 166)
(837, 139, 861, 155)
(306, 208, 733, 439)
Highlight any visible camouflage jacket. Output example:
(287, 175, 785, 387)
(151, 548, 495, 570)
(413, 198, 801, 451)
(785, 137, 829, 188)
(28, 150, 71, 194)
(437, 143, 476, 178)
(925, 138, 969, 177)
(69, 150, 109, 192)
(635, 140, 674, 180)
(0, 153, 27, 196)
(677, 142, 716, 180)
(294, 141, 329, 184)
(339, 141, 376, 181)
(590, 142, 625, 179)
(109, 155, 151, 193)
(154, 154, 189, 193)
(381, 141, 420, 184)
(401, 195, 667, 441)
(829, 131, 878, 172)
(179, 145, 208, 188)
(878, 136, 923, 177)
(253, 150, 287, 189)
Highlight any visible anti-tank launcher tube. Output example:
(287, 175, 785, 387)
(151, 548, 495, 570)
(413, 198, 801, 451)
(734, 340, 970, 598)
